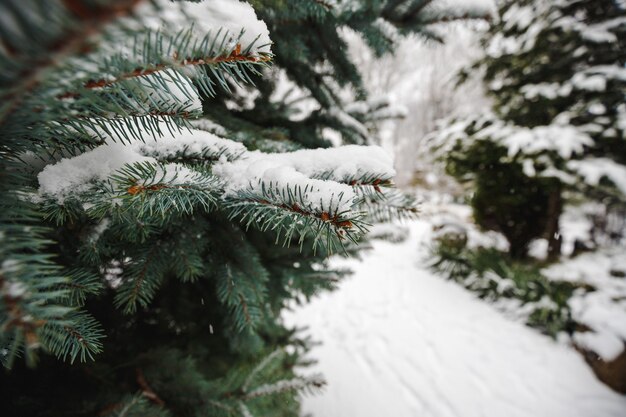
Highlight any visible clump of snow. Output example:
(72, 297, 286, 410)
(214, 145, 395, 213)
(570, 73, 607, 92)
(136, 128, 246, 161)
(429, 114, 592, 170)
(502, 4, 535, 31)
(580, 17, 626, 44)
(2, 280, 27, 298)
(373, 18, 400, 44)
(559, 203, 597, 256)
(464, 119, 593, 160)
(189, 119, 228, 137)
(88, 219, 111, 244)
(101, 260, 124, 289)
(215, 145, 394, 187)
(573, 331, 624, 362)
(1, 259, 22, 274)
(527, 238, 549, 260)
(140, 0, 272, 54)
(423, 0, 496, 22)
(38, 143, 151, 201)
(543, 248, 626, 361)
(568, 158, 626, 196)
(520, 82, 567, 100)
(236, 164, 356, 214)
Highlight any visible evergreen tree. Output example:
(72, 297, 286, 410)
(432, 0, 626, 259)
(0, 1, 486, 416)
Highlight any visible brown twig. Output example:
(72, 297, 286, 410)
(81, 44, 270, 91)
(256, 199, 354, 230)
(136, 368, 165, 406)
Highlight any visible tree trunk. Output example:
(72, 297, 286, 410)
(546, 186, 562, 260)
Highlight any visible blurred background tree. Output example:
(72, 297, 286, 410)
(436, 0, 626, 259)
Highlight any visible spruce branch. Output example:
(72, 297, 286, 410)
(87, 161, 223, 220)
(225, 183, 369, 254)
(113, 244, 164, 314)
(78, 42, 270, 93)
(243, 374, 326, 400)
(39, 311, 105, 363)
(355, 188, 419, 222)
(61, 269, 104, 307)
(215, 261, 267, 332)
(312, 171, 395, 192)
(0, 212, 81, 367)
(242, 349, 283, 392)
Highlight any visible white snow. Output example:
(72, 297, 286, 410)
(263, 145, 393, 182)
(37, 143, 151, 201)
(88, 218, 111, 244)
(571, 73, 607, 92)
(520, 82, 562, 100)
(568, 158, 626, 196)
(136, 128, 246, 160)
(503, 4, 535, 30)
(284, 221, 626, 417)
(37, 126, 244, 201)
(559, 203, 596, 256)
(140, 0, 272, 55)
(481, 124, 593, 159)
(2, 281, 27, 298)
(214, 145, 395, 213)
(543, 249, 626, 362)
(583, 65, 626, 83)
(573, 331, 624, 363)
(423, 0, 496, 21)
(431, 114, 593, 164)
(580, 17, 626, 44)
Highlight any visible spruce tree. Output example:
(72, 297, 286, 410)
(433, 0, 626, 259)
(0, 1, 487, 416)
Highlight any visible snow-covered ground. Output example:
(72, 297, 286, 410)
(284, 220, 626, 417)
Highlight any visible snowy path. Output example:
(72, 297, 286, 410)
(284, 221, 626, 417)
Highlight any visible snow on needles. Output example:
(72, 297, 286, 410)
(214, 145, 395, 213)
(37, 125, 249, 201)
(38, 143, 151, 200)
(37, 126, 395, 215)
(430, 114, 593, 161)
(497, 125, 592, 159)
(568, 158, 626, 196)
